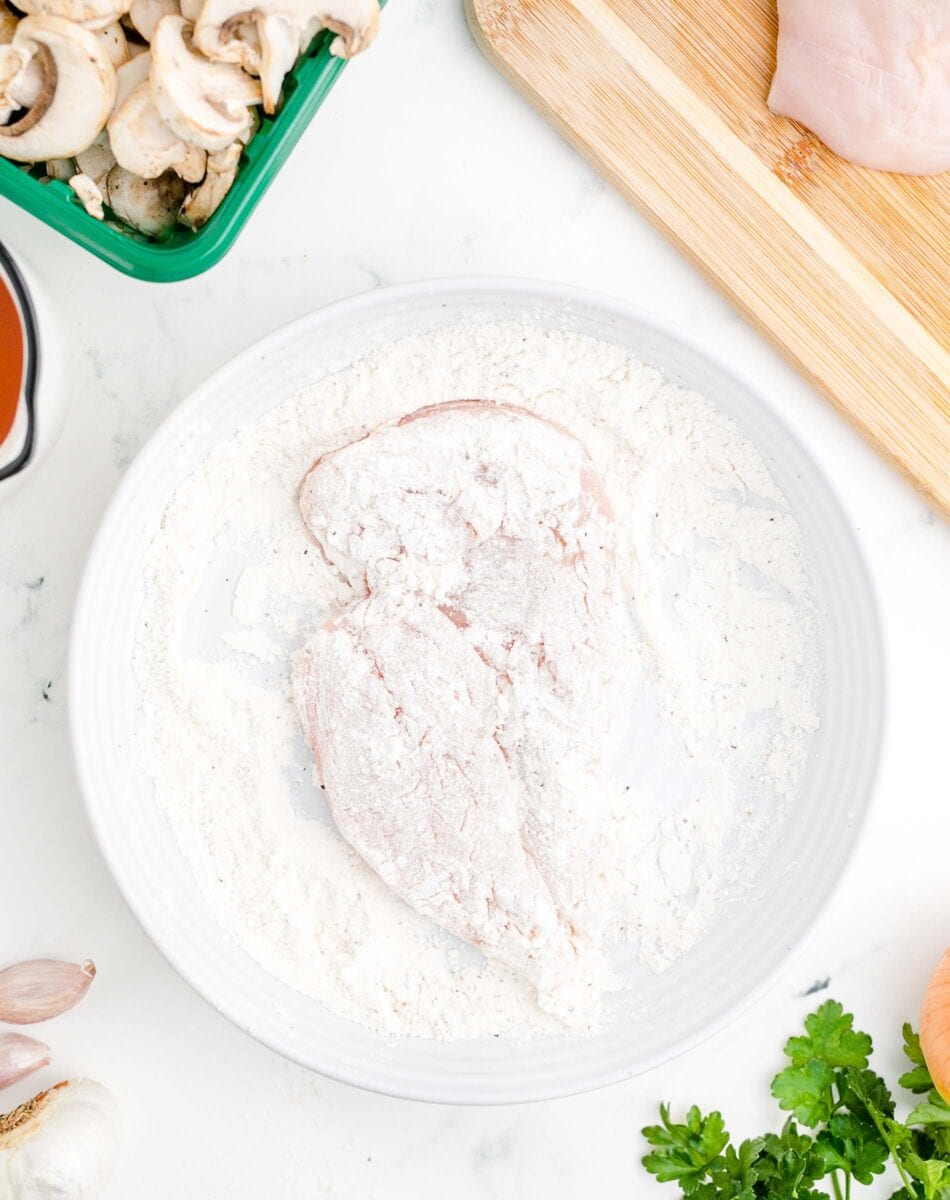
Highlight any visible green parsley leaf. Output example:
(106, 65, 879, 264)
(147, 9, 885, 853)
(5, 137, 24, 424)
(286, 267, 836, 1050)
(754, 1121, 829, 1199)
(904, 1025, 928, 1066)
(901, 1026, 936, 1094)
(783, 1001, 873, 1071)
(903, 1066, 937, 1095)
(926, 1126, 950, 1159)
(904, 1152, 950, 1199)
(847, 1128, 891, 1184)
(641, 1002, 950, 1200)
(642, 1104, 731, 1185)
(842, 1067, 897, 1121)
(908, 1097, 950, 1128)
(772, 1060, 836, 1127)
(703, 1138, 764, 1199)
(816, 1111, 889, 1184)
(813, 1133, 849, 1175)
(903, 1125, 946, 1164)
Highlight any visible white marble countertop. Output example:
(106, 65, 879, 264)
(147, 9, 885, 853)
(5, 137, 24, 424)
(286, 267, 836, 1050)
(1, 1, 948, 1195)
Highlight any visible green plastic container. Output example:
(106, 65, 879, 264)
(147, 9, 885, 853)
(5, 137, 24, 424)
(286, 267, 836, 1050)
(0, 27, 356, 282)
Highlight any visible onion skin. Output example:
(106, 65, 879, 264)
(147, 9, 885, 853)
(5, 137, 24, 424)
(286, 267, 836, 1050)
(920, 948, 950, 1102)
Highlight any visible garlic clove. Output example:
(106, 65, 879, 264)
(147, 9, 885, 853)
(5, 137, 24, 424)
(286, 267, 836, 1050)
(0, 960, 96, 1025)
(0, 1079, 120, 1200)
(0, 1037, 50, 1092)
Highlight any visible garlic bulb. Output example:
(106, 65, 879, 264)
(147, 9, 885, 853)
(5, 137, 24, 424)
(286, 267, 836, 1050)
(0, 1036, 50, 1091)
(0, 961, 96, 1025)
(0, 1079, 119, 1200)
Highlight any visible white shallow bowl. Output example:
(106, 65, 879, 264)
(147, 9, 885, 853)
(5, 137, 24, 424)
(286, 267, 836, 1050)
(70, 279, 883, 1104)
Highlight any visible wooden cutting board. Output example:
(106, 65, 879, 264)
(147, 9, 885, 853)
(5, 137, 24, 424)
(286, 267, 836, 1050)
(466, 0, 950, 515)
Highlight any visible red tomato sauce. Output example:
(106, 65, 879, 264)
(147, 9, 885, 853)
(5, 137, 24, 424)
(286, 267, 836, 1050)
(0, 273, 24, 447)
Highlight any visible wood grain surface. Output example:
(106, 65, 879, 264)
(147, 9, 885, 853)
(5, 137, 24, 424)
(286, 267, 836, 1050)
(467, 0, 950, 514)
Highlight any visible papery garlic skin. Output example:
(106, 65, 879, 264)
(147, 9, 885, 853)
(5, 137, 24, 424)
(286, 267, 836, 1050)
(0, 962, 96, 1025)
(0, 1079, 120, 1200)
(0, 1037, 50, 1091)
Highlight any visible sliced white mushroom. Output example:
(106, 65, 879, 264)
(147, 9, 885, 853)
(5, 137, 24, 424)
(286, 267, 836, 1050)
(150, 14, 259, 150)
(179, 135, 237, 226)
(0, 16, 116, 161)
(0, 28, 48, 123)
(96, 18, 128, 64)
(194, 0, 377, 112)
(69, 170, 104, 216)
(15, 0, 132, 32)
(106, 161, 182, 232)
(0, 4, 18, 44)
(128, 0, 177, 40)
(74, 129, 116, 185)
(198, 11, 257, 73)
(0, 43, 41, 122)
(109, 78, 204, 179)
(113, 42, 149, 108)
(179, 0, 201, 18)
(254, 15, 295, 112)
(44, 155, 73, 178)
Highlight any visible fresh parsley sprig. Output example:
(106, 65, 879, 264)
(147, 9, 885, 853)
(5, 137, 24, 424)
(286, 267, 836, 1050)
(642, 1000, 950, 1199)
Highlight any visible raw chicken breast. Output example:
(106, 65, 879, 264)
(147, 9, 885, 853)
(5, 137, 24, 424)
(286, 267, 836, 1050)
(295, 401, 636, 1023)
(768, 0, 950, 175)
(296, 591, 605, 1022)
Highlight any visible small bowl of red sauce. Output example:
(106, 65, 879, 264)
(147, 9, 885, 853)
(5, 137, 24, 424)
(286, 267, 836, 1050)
(0, 241, 65, 496)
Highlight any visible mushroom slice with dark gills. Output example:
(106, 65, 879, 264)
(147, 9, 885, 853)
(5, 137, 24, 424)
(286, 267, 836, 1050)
(0, 15, 116, 161)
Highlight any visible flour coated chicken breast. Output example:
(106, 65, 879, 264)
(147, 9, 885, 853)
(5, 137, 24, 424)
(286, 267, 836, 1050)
(294, 401, 637, 1023)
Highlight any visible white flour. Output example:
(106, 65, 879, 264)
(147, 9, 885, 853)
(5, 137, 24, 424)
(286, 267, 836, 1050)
(133, 322, 820, 1041)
